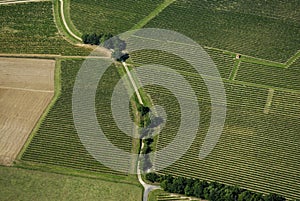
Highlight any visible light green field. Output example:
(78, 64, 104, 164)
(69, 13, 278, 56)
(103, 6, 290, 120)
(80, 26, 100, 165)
(0, 166, 142, 201)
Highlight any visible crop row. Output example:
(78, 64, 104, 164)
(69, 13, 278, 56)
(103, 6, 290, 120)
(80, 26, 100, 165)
(142, 74, 300, 199)
(0, 2, 90, 55)
(235, 61, 300, 91)
(70, 0, 163, 35)
(130, 48, 235, 79)
(22, 60, 133, 175)
(144, 0, 299, 62)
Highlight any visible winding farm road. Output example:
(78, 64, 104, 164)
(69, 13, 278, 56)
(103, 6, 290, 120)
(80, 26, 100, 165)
(122, 61, 144, 105)
(137, 141, 161, 201)
(59, 0, 82, 41)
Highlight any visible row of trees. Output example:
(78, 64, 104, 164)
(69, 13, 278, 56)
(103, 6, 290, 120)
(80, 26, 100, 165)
(145, 173, 297, 201)
(81, 33, 113, 45)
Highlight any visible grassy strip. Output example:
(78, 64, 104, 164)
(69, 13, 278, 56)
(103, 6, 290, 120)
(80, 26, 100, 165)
(205, 46, 286, 68)
(115, 63, 144, 201)
(16, 59, 61, 161)
(285, 50, 300, 68)
(263, 88, 275, 114)
(130, 0, 176, 30)
(148, 189, 166, 201)
(229, 59, 241, 80)
(240, 56, 285, 68)
(63, 0, 82, 37)
(0, 166, 142, 201)
(129, 35, 294, 70)
(115, 64, 141, 174)
(14, 160, 140, 186)
(53, 0, 81, 44)
(224, 79, 300, 95)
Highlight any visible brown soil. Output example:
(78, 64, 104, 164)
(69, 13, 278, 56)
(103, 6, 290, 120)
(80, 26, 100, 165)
(0, 58, 55, 165)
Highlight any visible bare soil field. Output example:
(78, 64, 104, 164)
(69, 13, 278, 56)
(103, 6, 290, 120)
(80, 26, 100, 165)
(0, 58, 55, 165)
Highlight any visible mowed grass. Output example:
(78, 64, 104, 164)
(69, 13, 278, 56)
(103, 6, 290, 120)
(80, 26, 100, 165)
(70, 0, 164, 35)
(21, 59, 135, 175)
(131, 49, 300, 199)
(0, 167, 142, 201)
(0, 2, 90, 55)
(144, 0, 300, 62)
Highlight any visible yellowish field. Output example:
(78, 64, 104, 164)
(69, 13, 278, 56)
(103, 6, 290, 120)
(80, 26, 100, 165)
(0, 58, 55, 165)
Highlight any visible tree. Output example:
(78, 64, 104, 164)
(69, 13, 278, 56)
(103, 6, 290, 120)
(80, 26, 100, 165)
(193, 179, 208, 199)
(184, 178, 195, 196)
(173, 177, 186, 194)
(145, 173, 160, 183)
(264, 193, 286, 201)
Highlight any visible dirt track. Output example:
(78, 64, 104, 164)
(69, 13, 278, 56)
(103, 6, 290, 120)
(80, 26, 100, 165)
(0, 58, 54, 165)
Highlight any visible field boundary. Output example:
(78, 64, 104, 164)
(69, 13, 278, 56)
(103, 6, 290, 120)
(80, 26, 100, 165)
(229, 59, 241, 80)
(58, 0, 81, 41)
(14, 161, 141, 186)
(16, 59, 62, 161)
(52, 0, 81, 44)
(263, 88, 275, 114)
(130, 0, 176, 30)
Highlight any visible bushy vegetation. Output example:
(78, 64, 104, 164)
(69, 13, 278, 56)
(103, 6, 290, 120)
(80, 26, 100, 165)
(146, 173, 293, 201)
(70, 0, 164, 35)
(144, 0, 300, 62)
(82, 33, 112, 45)
(22, 60, 134, 175)
(0, 2, 90, 55)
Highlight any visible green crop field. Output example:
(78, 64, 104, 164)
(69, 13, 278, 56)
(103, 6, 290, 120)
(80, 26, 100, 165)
(129, 41, 300, 199)
(1, 0, 300, 200)
(144, 0, 300, 62)
(21, 59, 136, 175)
(0, 2, 90, 55)
(130, 48, 235, 79)
(69, 0, 164, 35)
(235, 60, 300, 91)
(0, 166, 142, 201)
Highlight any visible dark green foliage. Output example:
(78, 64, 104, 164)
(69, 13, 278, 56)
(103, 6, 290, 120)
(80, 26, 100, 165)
(82, 33, 112, 45)
(145, 172, 160, 183)
(263, 193, 286, 201)
(146, 173, 287, 201)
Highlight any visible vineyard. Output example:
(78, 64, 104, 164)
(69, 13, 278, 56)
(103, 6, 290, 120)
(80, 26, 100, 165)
(130, 45, 300, 199)
(144, 0, 300, 62)
(130, 48, 235, 79)
(235, 59, 300, 91)
(69, 0, 164, 35)
(21, 60, 136, 175)
(0, 2, 90, 55)
(1, 0, 299, 200)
